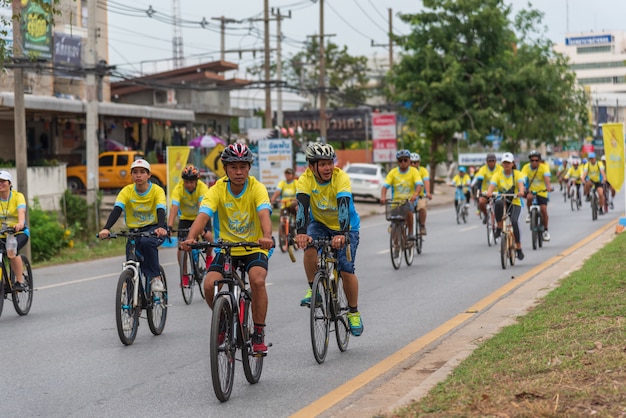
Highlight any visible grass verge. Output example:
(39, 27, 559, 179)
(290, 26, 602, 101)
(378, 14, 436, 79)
(33, 237, 127, 268)
(389, 232, 626, 417)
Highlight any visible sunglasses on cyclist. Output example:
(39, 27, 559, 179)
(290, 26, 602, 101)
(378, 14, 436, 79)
(530, 159, 539, 162)
(398, 158, 409, 163)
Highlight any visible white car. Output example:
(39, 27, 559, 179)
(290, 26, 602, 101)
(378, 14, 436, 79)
(344, 163, 387, 202)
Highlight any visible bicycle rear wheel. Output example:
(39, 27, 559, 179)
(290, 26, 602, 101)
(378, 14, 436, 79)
(241, 296, 263, 384)
(414, 214, 423, 254)
(147, 266, 168, 335)
(115, 269, 139, 345)
(389, 222, 402, 270)
(179, 251, 194, 305)
(195, 254, 206, 300)
(12, 255, 33, 315)
(333, 273, 350, 352)
(531, 210, 539, 250)
(461, 206, 468, 223)
(210, 296, 235, 402)
(0, 272, 5, 318)
(310, 271, 330, 364)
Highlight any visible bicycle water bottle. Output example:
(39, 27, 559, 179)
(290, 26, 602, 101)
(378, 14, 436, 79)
(6, 233, 17, 258)
(192, 248, 199, 264)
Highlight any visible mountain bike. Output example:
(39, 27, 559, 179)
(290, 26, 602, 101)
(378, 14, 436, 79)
(277, 200, 296, 253)
(189, 240, 268, 402)
(455, 187, 469, 224)
(385, 200, 415, 269)
(98, 230, 168, 345)
(529, 190, 546, 250)
(569, 182, 582, 211)
(299, 236, 351, 364)
(0, 226, 33, 318)
(173, 228, 207, 305)
(496, 194, 517, 270)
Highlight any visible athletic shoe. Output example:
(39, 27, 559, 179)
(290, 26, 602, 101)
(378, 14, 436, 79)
(252, 326, 268, 355)
(347, 311, 364, 336)
(482, 216, 488, 225)
(420, 225, 427, 236)
(525, 214, 531, 223)
(300, 288, 312, 306)
(543, 231, 550, 241)
(610, 202, 614, 210)
(407, 234, 416, 241)
(13, 281, 26, 291)
(181, 275, 190, 287)
(516, 249, 525, 260)
(151, 277, 164, 292)
(494, 229, 501, 239)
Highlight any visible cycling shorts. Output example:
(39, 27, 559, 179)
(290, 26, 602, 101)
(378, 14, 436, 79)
(306, 221, 359, 275)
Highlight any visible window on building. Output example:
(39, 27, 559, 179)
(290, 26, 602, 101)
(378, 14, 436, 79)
(576, 45, 612, 54)
(569, 61, 626, 71)
(81, 0, 88, 28)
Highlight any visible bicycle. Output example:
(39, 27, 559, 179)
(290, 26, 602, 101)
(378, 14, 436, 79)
(496, 194, 517, 270)
(173, 228, 207, 305)
(455, 186, 469, 224)
(483, 195, 497, 247)
(290, 236, 351, 364)
(0, 226, 33, 318)
(277, 200, 296, 253)
(385, 200, 415, 269)
(529, 190, 546, 250)
(589, 184, 600, 221)
(98, 230, 168, 346)
(568, 182, 582, 211)
(412, 205, 423, 255)
(189, 239, 269, 402)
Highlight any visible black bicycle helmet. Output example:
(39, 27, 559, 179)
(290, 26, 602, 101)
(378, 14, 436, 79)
(305, 143, 336, 162)
(486, 153, 496, 161)
(396, 149, 411, 160)
(528, 150, 541, 160)
(221, 143, 254, 164)
(181, 165, 200, 180)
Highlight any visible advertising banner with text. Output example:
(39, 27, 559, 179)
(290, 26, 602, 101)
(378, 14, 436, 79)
(372, 113, 397, 163)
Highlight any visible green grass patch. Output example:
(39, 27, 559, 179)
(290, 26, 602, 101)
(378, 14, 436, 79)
(33, 237, 127, 268)
(389, 233, 626, 417)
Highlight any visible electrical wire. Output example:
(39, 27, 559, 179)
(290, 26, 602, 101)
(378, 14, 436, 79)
(349, 0, 388, 35)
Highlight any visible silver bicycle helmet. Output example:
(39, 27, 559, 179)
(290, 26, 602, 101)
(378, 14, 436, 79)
(305, 143, 336, 162)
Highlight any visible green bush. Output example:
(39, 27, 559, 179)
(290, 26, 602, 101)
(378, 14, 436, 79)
(29, 199, 68, 262)
(61, 189, 88, 237)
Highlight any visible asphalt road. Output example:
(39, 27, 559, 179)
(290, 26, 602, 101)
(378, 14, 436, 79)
(0, 189, 620, 417)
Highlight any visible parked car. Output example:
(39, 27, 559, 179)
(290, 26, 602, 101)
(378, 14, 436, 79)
(344, 163, 387, 202)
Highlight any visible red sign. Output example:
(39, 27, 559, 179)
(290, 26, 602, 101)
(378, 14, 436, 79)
(372, 113, 397, 163)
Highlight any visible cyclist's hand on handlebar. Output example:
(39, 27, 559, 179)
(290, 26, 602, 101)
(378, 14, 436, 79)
(154, 227, 168, 238)
(179, 238, 197, 251)
(295, 233, 311, 249)
(98, 228, 110, 239)
(258, 236, 274, 250)
(14, 222, 25, 232)
(331, 234, 347, 250)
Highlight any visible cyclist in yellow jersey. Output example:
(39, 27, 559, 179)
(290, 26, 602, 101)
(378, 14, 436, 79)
(294, 143, 364, 337)
(381, 149, 423, 240)
(182, 144, 274, 355)
(0, 171, 29, 289)
(582, 152, 607, 213)
(600, 154, 615, 209)
(99, 159, 169, 291)
(486, 152, 526, 260)
(521, 150, 553, 241)
(270, 167, 298, 217)
(410, 152, 431, 235)
(167, 165, 212, 280)
(472, 153, 502, 225)
(564, 158, 583, 203)
(450, 166, 472, 211)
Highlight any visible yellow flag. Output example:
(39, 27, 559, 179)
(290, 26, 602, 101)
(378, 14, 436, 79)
(204, 144, 226, 178)
(166, 146, 192, 208)
(602, 123, 624, 192)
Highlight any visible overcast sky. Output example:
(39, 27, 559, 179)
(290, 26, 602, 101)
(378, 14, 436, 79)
(105, 0, 626, 77)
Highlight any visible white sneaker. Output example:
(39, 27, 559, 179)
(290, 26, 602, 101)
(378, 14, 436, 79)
(151, 277, 165, 292)
(543, 230, 550, 241)
(525, 214, 531, 223)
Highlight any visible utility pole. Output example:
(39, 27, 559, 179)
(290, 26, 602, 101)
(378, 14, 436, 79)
(271, 8, 291, 127)
(388, 8, 393, 68)
(318, 0, 326, 143)
(263, 0, 272, 129)
(11, 0, 29, 259)
(211, 16, 239, 61)
(86, 0, 99, 228)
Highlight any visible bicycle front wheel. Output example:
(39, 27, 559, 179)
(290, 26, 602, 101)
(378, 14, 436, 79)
(179, 251, 194, 305)
(591, 192, 598, 220)
(486, 216, 494, 247)
(389, 223, 402, 270)
(12, 255, 33, 315)
(310, 271, 330, 364)
(115, 269, 139, 345)
(404, 223, 415, 266)
(570, 188, 576, 211)
(241, 296, 263, 384)
(500, 230, 509, 270)
(210, 296, 235, 402)
(0, 271, 5, 318)
(531, 210, 539, 250)
(147, 266, 168, 335)
(456, 203, 461, 224)
(278, 217, 288, 253)
(333, 273, 350, 352)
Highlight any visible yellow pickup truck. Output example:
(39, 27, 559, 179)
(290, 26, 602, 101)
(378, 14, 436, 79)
(66, 151, 168, 191)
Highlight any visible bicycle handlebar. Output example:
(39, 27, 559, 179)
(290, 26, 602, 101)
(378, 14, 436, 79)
(188, 240, 262, 250)
(308, 236, 352, 262)
(0, 227, 17, 235)
(96, 230, 156, 239)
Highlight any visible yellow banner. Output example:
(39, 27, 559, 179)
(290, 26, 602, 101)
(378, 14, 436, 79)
(602, 123, 624, 192)
(166, 146, 192, 209)
(204, 144, 226, 178)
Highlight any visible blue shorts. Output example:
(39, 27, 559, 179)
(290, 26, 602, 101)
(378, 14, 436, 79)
(306, 222, 359, 274)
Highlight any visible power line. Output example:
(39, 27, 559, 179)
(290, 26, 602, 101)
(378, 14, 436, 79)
(350, 0, 388, 35)
(326, 1, 372, 42)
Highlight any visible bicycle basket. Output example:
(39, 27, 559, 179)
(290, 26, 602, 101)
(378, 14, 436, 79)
(385, 201, 410, 221)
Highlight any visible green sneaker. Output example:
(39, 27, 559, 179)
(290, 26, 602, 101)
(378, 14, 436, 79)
(347, 311, 364, 336)
(300, 288, 312, 306)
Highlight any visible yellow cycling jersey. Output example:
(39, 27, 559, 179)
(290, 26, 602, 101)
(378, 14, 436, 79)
(296, 167, 360, 232)
(474, 164, 503, 192)
(198, 176, 271, 257)
(521, 162, 551, 198)
(170, 179, 210, 221)
(583, 162, 604, 183)
(415, 166, 429, 197)
(564, 166, 583, 184)
(383, 166, 423, 201)
(275, 179, 298, 208)
(0, 190, 27, 237)
(114, 182, 167, 229)
(451, 173, 471, 191)
(490, 170, 525, 206)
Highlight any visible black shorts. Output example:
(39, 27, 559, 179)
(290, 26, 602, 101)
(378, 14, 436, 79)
(177, 218, 211, 239)
(208, 251, 269, 273)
